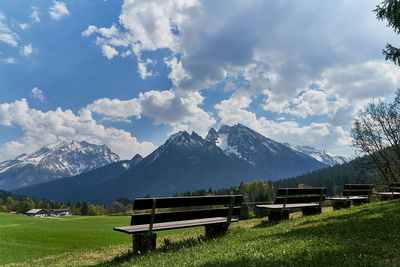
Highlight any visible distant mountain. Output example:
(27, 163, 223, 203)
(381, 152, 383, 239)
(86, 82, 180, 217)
(283, 143, 349, 166)
(206, 124, 327, 179)
(0, 140, 120, 190)
(15, 125, 328, 204)
(15, 155, 143, 203)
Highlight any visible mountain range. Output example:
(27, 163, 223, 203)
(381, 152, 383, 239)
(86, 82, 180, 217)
(11, 124, 348, 204)
(0, 141, 120, 190)
(283, 143, 348, 166)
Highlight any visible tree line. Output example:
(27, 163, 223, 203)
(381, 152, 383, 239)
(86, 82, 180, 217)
(0, 190, 134, 215)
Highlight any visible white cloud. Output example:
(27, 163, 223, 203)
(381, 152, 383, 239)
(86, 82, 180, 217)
(318, 60, 400, 100)
(102, 44, 118, 59)
(1, 57, 16, 64)
(138, 58, 154, 79)
(82, 25, 98, 37)
(86, 97, 141, 119)
(22, 43, 33, 56)
(19, 23, 29, 30)
(86, 89, 216, 137)
(49, 1, 70, 20)
(285, 90, 331, 118)
(31, 6, 40, 23)
(31, 87, 46, 102)
(0, 99, 156, 161)
(0, 13, 19, 47)
(119, 0, 200, 54)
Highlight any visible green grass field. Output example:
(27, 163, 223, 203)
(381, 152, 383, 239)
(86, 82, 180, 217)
(2, 200, 400, 266)
(0, 213, 191, 265)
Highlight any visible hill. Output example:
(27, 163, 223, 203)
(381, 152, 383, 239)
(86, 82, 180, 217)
(8, 200, 400, 266)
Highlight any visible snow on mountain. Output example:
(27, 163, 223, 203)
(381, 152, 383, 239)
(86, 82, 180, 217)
(206, 124, 310, 163)
(206, 124, 327, 179)
(0, 140, 120, 190)
(283, 143, 349, 166)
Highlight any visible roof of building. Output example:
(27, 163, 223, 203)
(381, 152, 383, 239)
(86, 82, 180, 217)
(26, 209, 45, 214)
(51, 209, 69, 212)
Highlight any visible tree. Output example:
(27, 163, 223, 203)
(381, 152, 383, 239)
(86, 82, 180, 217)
(351, 89, 400, 183)
(374, 0, 400, 66)
(80, 202, 88, 215)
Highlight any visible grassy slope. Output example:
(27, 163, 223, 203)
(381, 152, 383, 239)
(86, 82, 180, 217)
(112, 200, 400, 267)
(8, 199, 400, 267)
(0, 214, 190, 265)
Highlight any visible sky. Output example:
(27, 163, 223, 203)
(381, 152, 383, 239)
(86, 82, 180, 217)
(0, 0, 399, 162)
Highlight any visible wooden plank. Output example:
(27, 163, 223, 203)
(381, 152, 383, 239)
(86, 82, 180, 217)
(343, 184, 373, 190)
(390, 182, 400, 187)
(256, 203, 319, 209)
(131, 207, 241, 225)
(342, 189, 371, 196)
(274, 195, 324, 204)
(390, 186, 400, 192)
(114, 217, 238, 234)
(133, 195, 243, 210)
(375, 192, 400, 196)
(276, 188, 327, 196)
(329, 196, 368, 201)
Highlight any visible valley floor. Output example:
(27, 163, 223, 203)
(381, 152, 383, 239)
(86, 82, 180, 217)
(3, 200, 400, 266)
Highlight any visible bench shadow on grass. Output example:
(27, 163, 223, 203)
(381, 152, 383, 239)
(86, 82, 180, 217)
(90, 235, 211, 267)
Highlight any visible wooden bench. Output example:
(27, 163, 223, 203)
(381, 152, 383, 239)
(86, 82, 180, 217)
(375, 182, 400, 201)
(328, 184, 373, 210)
(114, 195, 243, 252)
(256, 187, 326, 221)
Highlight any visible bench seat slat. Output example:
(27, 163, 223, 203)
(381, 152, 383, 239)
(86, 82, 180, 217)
(328, 196, 368, 201)
(342, 189, 371, 196)
(256, 203, 319, 209)
(375, 192, 400, 195)
(114, 217, 237, 234)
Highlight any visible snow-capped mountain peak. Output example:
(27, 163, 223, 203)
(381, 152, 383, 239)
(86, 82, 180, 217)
(283, 143, 349, 166)
(0, 140, 120, 190)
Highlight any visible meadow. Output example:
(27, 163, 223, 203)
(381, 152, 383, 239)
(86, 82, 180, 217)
(2, 200, 400, 266)
(0, 213, 190, 265)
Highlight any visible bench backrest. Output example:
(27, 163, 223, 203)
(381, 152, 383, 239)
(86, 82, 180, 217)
(389, 182, 400, 193)
(274, 188, 327, 209)
(131, 195, 243, 233)
(342, 184, 373, 199)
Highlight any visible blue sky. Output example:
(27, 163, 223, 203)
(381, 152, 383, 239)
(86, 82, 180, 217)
(0, 0, 399, 161)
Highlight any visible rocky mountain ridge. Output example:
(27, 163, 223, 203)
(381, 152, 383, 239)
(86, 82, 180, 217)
(0, 140, 120, 190)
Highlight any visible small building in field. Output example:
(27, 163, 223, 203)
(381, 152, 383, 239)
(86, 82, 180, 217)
(26, 209, 47, 217)
(50, 209, 70, 216)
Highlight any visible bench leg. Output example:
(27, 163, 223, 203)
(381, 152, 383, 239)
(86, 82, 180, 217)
(302, 206, 321, 215)
(332, 200, 350, 210)
(133, 233, 157, 253)
(379, 195, 392, 201)
(268, 210, 289, 221)
(205, 223, 229, 237)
